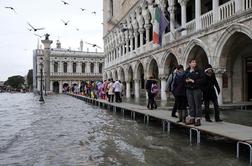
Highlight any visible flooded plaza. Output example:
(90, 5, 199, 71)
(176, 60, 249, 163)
(0, 93, 250, 166)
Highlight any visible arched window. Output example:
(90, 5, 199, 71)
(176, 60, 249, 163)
(73, 62, 76, 73)
(90, 63, 94, 73)
(82, 63, 86, 73)
(63, 62, 67, 73)
(54, 62, 58, 73)
(99, 63, 103, 73)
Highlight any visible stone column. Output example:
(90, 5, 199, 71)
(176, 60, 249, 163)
(50, 80, 53, 92)
(213, 0, 220, 22)
(139, 28, 145, 47)
(59, 61, 63, 73)
(235, 0, 243, 12)
(134, 31, 139, 49)
(68, 62, 73, 73)
(160, 78, 167, 101)
(59, 81, 63, 93)
(125, 38, 130, 54)
(145, 24, 151, 42)
(179, 0, 188, 35)
(126, 81, 131, 98)
(50, 61, 54, 73)
(41, 35, 53, 91)
(86, 62, 91, 73)
(130, 34, 134, 52)
(76, 62, 81, 73)
(37, 79, 41, 92)
(168, 4, 176, 40)
(134, 79, 140, 98)
(195, 0, 202, 30)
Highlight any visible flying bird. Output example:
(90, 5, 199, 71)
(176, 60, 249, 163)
(4, 6, 16, 13)
(91, 11, 96, 15)
(80, 8, 86, 12)
(61, 19, 70, 26)
(34, 34, 44, 38)
(61, 0, 69, 5)
(27, 22, 45, 32)
(85, 42, 102, 49)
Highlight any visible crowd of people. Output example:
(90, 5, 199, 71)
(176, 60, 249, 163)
(67, 79, 124, 103)
(68, 59, 222, 126)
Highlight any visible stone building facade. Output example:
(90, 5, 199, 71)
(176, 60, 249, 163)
(103, 0, 252, 104)
(33, 39, 104, 93)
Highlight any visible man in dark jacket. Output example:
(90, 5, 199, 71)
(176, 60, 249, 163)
(203, 64, 223, 122)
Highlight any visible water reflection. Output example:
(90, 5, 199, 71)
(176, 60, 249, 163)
(0, 93, 249, 165)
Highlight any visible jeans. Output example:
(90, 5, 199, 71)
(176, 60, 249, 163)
(115, 92, 121, 102)
(108, 94, 114, 102)
(147, 92, 157, 109)
(186, 89, 202, 118)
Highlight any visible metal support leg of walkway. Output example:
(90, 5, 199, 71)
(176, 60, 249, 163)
(121, 108, 125, 117)
(162, 120, 171, 134)
(237, 141, 252, 164)
(144, 115, 149, 125)
(190, 128, 201, 144)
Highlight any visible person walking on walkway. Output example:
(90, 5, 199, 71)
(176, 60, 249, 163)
(107, 79, 114, 103)
(146, 76, 156, 110)
(113, 80, 122, 102)
(166, 68, 178, 117)
(185, 59, 204, 126)
(203, 64, 223, 122)
(173, 65, 188, 123)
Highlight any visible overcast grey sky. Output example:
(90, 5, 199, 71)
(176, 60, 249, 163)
(0, 0, 103, 81)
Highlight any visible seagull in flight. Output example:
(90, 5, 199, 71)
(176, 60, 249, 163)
(91, 11, 96, 15)
(61, 19, 70, 26)
(80, 8, 86, 12)
(34, 34, 45, 38)
(27, 22, 45, 32)
(4, 6, 17, 13)
(61, 0, 69, 5)
(85, 42, 102, 49)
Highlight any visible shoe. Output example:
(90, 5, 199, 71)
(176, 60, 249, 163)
(194, 119, 201, 126)
(185, 118, 195, 125)
(215, 118, 223, 122)
(205, 118, 213, 122)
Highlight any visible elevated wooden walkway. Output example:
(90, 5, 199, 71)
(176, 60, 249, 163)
(68, 93, 252, 164)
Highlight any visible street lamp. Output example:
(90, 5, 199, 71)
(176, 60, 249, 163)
(39, 58, 45, 102)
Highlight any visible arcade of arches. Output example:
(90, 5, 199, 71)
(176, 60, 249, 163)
(104, 27, 252, 104)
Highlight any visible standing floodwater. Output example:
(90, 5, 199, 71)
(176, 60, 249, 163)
(0, 93, 248, 165)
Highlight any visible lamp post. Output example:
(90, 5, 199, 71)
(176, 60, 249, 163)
(39, 59, 45, 102)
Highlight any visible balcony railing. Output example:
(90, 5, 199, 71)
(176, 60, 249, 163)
(185, 20, 196, 34)
(219, 0, 235, 20)
(201, 11, 213, 29)
(50, 72, 102, 77)
(244, 0, 252, 10)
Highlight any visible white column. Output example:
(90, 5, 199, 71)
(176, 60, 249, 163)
(235, 0, 243, 12)
(130, 35, 133, 52)
(67, 62, 71, 73)
(86, 62, 91, 73)
(134, 79, 140, 98)
(59, 62, 63, 73)
(139, 28, 144, 47)
(179, 0, 188, 35)
(126, 81, 131, 98)
(168, 5, 176, 40)
(126, 38, 129, 54)
(95, 62, 98, 73)
(50, 61, 54, 73)
(59, 81, 63, 93)
(145, 24, 151, 42)
(134, 31, 139, 49)
(161, 78, 167, 101)
(50, 80, 53, 92)
(213, 0, 220, 22)
(195, 0, 202, 30)
(37, 79, 41, 92)
(76, 62, 81, 73)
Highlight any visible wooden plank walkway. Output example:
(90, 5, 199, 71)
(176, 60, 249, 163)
(68, 93, 252, 163)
